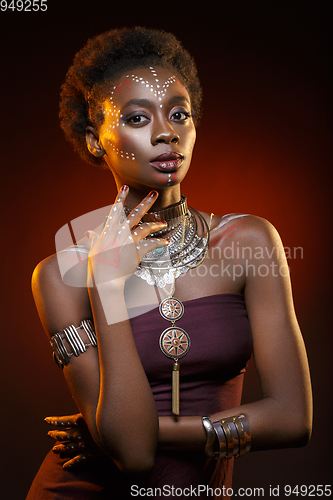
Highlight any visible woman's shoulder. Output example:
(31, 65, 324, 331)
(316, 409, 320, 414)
(201, 211, 282, 249)
(32, 253, 62, 291)
(32, 248, 91, 335)
(32, 245, 89, 296)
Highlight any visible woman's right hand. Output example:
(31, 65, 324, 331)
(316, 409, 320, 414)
(85, 186, 169, 287)
(45, 413, 105, 470)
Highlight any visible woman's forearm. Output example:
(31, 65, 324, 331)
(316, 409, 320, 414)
(89, 283, 158, 472)
(158, 396, 312, 454)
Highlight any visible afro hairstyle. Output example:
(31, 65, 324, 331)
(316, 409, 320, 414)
(59, 27, 202, 167)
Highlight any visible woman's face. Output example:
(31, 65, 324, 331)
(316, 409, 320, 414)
(94, 67, 196, 191)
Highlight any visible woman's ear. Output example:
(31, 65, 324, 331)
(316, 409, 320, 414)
(85, 126, 106, 158)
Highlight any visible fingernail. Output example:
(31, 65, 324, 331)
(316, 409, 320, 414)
(150, 190, 158, 197)
(162, 220, 167, 224)
(121, 185, 129, 192)
(165, 238, 170, 243)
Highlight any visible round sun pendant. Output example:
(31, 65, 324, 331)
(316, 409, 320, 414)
(159, 297, 184, 322)
(159, 327, 191, 360)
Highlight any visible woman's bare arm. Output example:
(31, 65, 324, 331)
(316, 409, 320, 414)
(157, 216, 312, 452)
(32, 188, 169, 473)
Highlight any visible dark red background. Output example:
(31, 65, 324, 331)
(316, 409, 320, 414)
(1, 2, 331, 497)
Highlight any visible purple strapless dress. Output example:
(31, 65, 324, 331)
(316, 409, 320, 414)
(26, 294, 253, 500)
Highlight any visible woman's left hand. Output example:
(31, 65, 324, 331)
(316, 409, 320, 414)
(45, 413, 105, 470)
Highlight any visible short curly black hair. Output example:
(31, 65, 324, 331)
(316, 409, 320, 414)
(59, 27, 202, 167)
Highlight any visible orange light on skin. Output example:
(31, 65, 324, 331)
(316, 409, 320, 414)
(100, 98, 138, 164)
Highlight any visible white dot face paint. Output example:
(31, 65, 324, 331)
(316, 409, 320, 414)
(98, 67, 196, 190)
(100, 84, 135, 161)
(143, 68, 177, 107)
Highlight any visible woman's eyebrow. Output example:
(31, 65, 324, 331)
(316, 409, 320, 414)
(168, 95, 191, 106)
(121, 98, 153, 111)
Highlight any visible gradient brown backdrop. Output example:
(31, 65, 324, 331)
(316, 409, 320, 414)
(1, 2, 332, 498)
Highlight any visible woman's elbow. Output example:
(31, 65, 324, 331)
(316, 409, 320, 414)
(103, 443, 155, 474)
(121, 452, 155, 474)
(294, 417, 312, 447)
(290, 404, 312, 448)
(97, 426, 156, 473)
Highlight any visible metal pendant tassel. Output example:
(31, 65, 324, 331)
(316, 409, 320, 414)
(172, 361, 180, 415)
(159, 297, 191, 415)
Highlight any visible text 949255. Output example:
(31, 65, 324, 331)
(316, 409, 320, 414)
(1, 0, 47, 11)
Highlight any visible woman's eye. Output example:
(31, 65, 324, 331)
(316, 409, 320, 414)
(171, 111, 191, 121)
(127, 114, 149, 124)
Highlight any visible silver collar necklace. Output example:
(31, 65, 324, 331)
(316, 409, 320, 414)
(125, 194, 188, 236)
(134, 199, 210, 288)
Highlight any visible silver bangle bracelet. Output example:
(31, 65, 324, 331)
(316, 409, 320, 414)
(224, 420, 240, 457)
(237, 414, 251, 454)
(212, 421, 227, 460)
(202, 415, 216, 458)
(50, 319, 97, 368)
(218, 415, 252, 458)
(220, 418, 234, 459)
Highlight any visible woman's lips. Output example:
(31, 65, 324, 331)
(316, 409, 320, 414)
(150, 152, 184, 172)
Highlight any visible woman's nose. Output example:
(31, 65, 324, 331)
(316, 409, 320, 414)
(151, 118, 180, 145)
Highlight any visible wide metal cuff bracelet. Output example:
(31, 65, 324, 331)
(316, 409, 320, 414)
(50, 319, 97, 368)
(220, 414, 251, 457)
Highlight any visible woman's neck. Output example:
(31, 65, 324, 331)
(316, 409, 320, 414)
(119, 185, 182, 211)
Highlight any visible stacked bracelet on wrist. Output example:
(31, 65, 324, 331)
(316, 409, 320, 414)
(202, 415, 216, 458)
(201, 414, 251, 460)
(50, 319, 97, 368)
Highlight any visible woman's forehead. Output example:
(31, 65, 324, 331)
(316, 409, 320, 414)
(104, 67, 189, 106)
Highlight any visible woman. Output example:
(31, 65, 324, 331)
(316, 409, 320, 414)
(27, 27, 312, 499)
